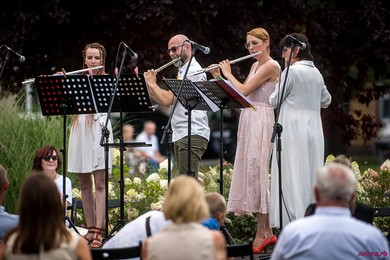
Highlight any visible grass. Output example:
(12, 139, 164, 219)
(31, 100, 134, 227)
(0, 92, 77, 213)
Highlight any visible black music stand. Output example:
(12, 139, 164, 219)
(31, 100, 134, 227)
(90, 74, 154, 239)
(192, 79, 254, 195)
(163, 78, 218, 177)
(35, 74, 97, 235)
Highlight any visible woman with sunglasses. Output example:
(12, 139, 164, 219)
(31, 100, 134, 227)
(32, 145, 72, 207)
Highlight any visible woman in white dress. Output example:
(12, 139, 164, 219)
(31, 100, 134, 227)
(67, 43, 113, 248)
(269, 33, 332, 228)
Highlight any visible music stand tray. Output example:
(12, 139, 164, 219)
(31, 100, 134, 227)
(35, 75, 97, 116)
(91, 74, 154, 113)
(163, 78, 219, 112)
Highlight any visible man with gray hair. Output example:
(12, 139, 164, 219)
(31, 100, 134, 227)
(271, 163, 389, 259)
(0, 164, 19, 240)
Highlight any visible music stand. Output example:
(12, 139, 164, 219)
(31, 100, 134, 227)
(192, 79, 255, 195)
(90, 74, 153, 239)
(35, 74, 97, 235)
(163, 79, 218, 177)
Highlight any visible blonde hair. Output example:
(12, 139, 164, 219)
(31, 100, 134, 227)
(247, 27, 270, 54)
(163, 175, 209, 223)
(205, 192, 226, 219)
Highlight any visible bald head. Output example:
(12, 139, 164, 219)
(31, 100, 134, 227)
(315, 163, 356, 206)
(168, 34, 191, 64)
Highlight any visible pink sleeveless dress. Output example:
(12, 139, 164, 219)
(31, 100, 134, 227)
(227, 60, 278, 214)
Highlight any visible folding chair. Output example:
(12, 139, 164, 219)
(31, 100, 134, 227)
(90, 241, 142, 259)
(227, 238, 254, 260)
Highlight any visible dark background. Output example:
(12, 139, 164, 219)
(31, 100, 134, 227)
(1, 0, 389, 162)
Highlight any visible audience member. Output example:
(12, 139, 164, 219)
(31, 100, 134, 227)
(271, 163, 389, 259)
(0, 165, 18, 241)
(1, 172, 91, 259)
(134, 120, 166, 172)
(202, 192, 227, 231)
(103, 210, 170, 260)
(141, 175, 227, 260)
(304, 154, 374, 223)
(32, 145, 72, 207)
(122, 124, 139, 172)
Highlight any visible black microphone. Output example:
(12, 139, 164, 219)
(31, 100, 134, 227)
(122, 42, 138, 60)
(186, 40, 210, 54)
(286, 35, 306, 50)
(1, 45, 26, 62)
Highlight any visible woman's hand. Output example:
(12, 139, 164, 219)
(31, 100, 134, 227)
(219, 59, 232, 77)
(208, 64, 222, 79)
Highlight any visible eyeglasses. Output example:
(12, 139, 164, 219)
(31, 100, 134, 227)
(167, 44, 184, 54)
(244, 41, 260, 49)
(43, 155, 58, 161)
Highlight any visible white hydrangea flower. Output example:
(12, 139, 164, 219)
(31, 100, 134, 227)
(146, 173, 160, 182)
(133, 177, 142, 185)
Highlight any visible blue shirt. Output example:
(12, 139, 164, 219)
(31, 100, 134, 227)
(0, 206, 19, 240)
(271, 207, 389, 260)
(201, 217, 220, 231)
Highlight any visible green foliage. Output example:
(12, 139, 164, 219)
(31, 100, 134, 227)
(0, 92, 77, 213)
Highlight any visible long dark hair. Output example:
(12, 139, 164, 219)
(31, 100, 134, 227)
(32, 145, 62, 172)
(280, 33, 314, 61)
(5, 172, 71, 254)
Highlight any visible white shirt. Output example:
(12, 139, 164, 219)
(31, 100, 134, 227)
(134, 131, 160, 159)
(103, 211, 170, 260)
(271, 207, 390, 260)
(171, 58, 210, 142)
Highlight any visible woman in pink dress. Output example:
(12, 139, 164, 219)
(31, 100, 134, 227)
(210, 27, 280, 253)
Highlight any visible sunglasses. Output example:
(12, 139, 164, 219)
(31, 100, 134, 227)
(167, 44, 184, 54)
(43, 155, 58, 161)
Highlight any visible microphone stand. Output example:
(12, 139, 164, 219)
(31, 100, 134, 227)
(100, 46, 130, 240)
(160, 45, 198, 180)
(0, 49, 11, 84)
(271, 41, 296, 231)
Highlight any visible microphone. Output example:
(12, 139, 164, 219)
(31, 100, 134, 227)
(286, 35, 306, 50)
(186, 40, 210, 54)
(122, 42, 138, 60)
(1, 45, 26, 62)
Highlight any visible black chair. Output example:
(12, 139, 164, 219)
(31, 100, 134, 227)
(227, 238, 254, 260)
(90, 241, 142, 259)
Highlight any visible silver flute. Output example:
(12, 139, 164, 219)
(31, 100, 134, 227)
(187, 51, 263, 77)
(22, 65, 104, 84)
(154, 57, 181, 73)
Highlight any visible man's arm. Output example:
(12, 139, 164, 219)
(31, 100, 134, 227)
(144, 70, 174, 106)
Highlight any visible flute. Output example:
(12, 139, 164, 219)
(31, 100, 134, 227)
(187, 51, 262, 77)
(21, 65, 104, 84)
(154, 57, 181, 73)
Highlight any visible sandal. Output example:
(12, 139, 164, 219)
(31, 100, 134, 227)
(90, 227, 104, 248)
(83, 226, 97, 245)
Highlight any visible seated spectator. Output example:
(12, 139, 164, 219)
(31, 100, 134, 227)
(271, 163, 389, 259)
(0, 165, 18, 241)
(141, 175, 227, 260)
(103, 210, 170, 259)
(1, 172, 91, 259)
(202, 192, 227, 231)
(134, 121, 166, 172)
(304, 154, 374, 223)
(122, 124, 139, 173)
(32, 145, 72, 207)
